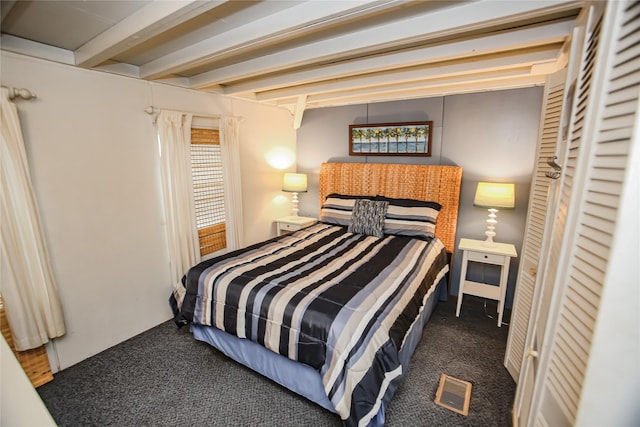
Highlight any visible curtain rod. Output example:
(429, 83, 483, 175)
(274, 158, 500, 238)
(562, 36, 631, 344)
(2, 86, 36, 100)
(145, 105, 241, 121)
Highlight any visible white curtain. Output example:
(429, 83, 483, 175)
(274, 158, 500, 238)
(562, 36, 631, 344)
(156, 111, 200, 288)
(0, 87, 65, 351)
(220, 116, 244, 250)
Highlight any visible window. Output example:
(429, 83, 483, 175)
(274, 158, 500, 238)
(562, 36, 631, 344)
(190, 127, 226, 256)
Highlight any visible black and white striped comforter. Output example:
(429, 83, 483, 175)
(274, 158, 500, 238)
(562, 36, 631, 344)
(172, 223, 448, 426)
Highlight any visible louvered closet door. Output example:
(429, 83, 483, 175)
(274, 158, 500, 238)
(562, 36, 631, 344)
(520, 4, 603, 425)
(517, 1, 639, 426)
(575, 2, 640, 422)
(510, 6, 591, 421)
(503, 69, 566, 382)
(534, 12, 602, 424)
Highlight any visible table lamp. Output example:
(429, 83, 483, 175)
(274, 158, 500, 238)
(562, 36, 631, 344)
(282, 173, 307, 216)
(474, 182, 515, 246)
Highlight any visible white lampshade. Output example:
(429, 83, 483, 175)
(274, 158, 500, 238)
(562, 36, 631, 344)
(474, 182, 514, 246)
(474, 182, 515, 209)
(282, 173, 308, 193)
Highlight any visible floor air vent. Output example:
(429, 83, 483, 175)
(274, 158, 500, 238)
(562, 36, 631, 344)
(434, 373, 472, 416)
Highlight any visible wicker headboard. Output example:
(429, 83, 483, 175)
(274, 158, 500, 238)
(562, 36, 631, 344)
(319, 162, 462, 253)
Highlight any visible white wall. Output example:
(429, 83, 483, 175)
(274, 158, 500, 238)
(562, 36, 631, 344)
(1, 337, 56, 426)
(296, 88, 543, 307)
(1, 51, 295, 370)
(232, 99, 299, 241)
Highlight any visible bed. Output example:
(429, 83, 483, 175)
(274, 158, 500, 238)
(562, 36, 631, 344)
(171, 162, 462, 426)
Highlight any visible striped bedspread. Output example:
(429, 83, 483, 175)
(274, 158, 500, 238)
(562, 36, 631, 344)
(172, 223, 448, 426)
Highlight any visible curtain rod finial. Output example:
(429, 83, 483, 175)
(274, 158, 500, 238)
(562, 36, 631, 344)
(6, 87, 36, 100)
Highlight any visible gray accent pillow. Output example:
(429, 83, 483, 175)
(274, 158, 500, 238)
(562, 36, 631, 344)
(348, 199, 389, 238)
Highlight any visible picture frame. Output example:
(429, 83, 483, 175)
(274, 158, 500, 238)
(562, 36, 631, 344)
(349, 121, 432, 157)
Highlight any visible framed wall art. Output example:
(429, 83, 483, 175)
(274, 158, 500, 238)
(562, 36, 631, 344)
(349, 121, 432, 157)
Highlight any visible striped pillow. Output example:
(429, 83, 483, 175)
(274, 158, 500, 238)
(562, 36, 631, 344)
(376, 196, 442, 239)
(320, 194, 374, 226)
(348, 199, 389, 237)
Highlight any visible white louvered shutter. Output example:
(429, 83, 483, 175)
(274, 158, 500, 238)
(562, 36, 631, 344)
(524, 1, 639, 425)
(504, 69, 565, 381)
(510, 5, 593, 421)
(527, 5, 604, 425)
(576, 3, 640, 422)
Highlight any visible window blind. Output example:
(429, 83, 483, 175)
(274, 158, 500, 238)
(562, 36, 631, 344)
(191, 127, 226, 256)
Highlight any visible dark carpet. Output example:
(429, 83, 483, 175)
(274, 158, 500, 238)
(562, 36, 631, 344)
(38, 297, 515, 426)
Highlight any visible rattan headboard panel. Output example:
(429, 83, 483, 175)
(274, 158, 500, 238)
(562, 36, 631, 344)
(319, 162, 462, 253)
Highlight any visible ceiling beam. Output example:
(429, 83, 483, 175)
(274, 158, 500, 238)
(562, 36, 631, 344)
(255, 46, 561, 102)
(91, 61, 140, 78)
(0, 34, 75, 65)
(189, 0, 581, 88)
(74, 0, 228, 68)
(139, 0, 407, 80)
(222, 19, 573, 96)
(269, 70, 501, 108)
(294, 75, 547, 109)
(306, 68, 537, 103)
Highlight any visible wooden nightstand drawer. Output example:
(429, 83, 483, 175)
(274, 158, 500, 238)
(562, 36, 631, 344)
(466, 251, 506, 264)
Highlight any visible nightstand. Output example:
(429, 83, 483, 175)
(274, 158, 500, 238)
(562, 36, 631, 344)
(455, 238, 517, 327)
(276, 216, 316, 236)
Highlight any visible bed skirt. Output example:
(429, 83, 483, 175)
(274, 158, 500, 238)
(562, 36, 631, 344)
(190, 276, 447, 425)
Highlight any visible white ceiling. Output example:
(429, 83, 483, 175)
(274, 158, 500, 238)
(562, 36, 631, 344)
(1, 0, 584, 122)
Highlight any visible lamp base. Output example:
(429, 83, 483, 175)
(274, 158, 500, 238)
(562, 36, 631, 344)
(482, 235, 497, 247)
(482, 208, 499, 246)
(290, 192, 299, 217)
